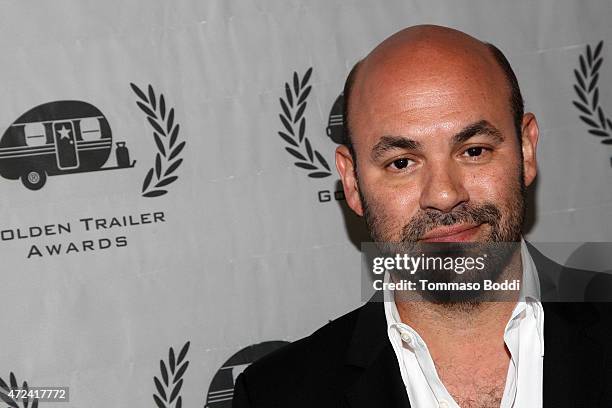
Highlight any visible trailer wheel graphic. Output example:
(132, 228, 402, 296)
(21, 169, 46, 190)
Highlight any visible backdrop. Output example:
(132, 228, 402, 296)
(1, 0, 611, 407)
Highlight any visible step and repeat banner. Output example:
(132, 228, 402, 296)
(1, 0, 611, 406)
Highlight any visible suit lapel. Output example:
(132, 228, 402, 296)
(344, 298, 410, 408)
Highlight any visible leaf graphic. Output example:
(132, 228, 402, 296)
(154, 133, 166, 157)
(155, 153, 162, 179)
(298, 118, 305, 142)
(588, 73, 599, 93)
(167, 109, 175, 134)
(280, 98, 291, 121)
(169, 124, 180, 148)
(148, 84, 156, 110)
(131, 83, 148, 102)
(305, 137, 314, 162)
(294, 101, 307, 123)
(297, 86, 311, 105)
(169, 141, 186, 161)
(580, 55, 587, 77)
(0, 377, 9, 392)
(177, 341, 190, 365)
(285, 83, 293, 107)
(153, 394, 166, 408)
(588, 129, 609, 137)
(308, 171, 332, 178)
(169, 348, 176, 374)
(280, 114, 294, 136)
(278, 131, 298, 147)
(169, 379, 183, 403)
(174, 362, 189, 384)
(137, 101, 157, 119)
(295, 162, 317, 170)
(143, 190, 168, 198)
(598, 107, 606, 128)
(154, 377, 167, 401)
(293, 72, 300, 97)
(573, 101, 591, 115)
(160, 94, 166, 120)
(160, 360, 169, 386)
(593, 58, 603, 75)
(587, 44, 593, 66)
(164, 159, 183, 177)
(574, 69, 585, 90)
(286, 147, 307, 161)
(591, 88, 599, 110)
(315, 151, 331, 171)
(580, 115, 599, 128)
(143, 168, 154, 192)
(156, 176, 178, 188)
(301, 67, 313, 88)
(594, 41, 604, 60)
(574, 85, 588, 104)
(148, 117, 166, 137)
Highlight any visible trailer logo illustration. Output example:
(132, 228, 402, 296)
(572, 40, 612, 166)
(0, 100, 135, 190)
(326, 93, 345, 145)
(205, 341, 289, 407)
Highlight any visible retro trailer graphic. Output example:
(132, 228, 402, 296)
(326, 93, 344, 145)
(0, 100, 135, 190)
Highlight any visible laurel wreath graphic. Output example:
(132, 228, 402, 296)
(573, 41, 612, 145)
(0, 372, 39, 408)
(153, 341, 190, 408)
(278, 68, 333, 178)
(131, 83, 186, 197)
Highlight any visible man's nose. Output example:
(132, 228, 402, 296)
(419, 161, 469, 213)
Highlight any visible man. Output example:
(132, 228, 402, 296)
(233, 25, 612, 407)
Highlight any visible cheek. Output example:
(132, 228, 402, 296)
(361, 173, 420, 220)
(464, 163, 521, 206)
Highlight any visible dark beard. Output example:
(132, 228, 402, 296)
(360, 169, 527, 306)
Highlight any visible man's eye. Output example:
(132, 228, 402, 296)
(466, 147, 483, 156)
(462, 146, 490, 159)
(389, 158, 412, 170)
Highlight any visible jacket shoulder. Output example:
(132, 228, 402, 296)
(234, 304, 367, 407)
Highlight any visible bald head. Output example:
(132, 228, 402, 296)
(343, 25, 523, 159)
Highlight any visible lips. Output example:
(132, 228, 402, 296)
(419, 224, 482, 242)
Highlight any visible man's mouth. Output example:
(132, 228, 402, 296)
(419, 223, 482, 242)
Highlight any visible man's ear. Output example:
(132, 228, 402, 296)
(335, 145, 364, 216)
(521, 113, 539, 187)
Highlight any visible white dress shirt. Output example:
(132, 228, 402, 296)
(384, 239, 544, 408)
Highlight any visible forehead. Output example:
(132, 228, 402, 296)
(350, 42, 512, 141)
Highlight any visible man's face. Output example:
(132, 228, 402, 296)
(338, 42, 538, 247)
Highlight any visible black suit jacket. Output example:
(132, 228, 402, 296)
(233, 243, 612, 407)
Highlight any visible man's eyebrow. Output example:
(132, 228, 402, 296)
(371, 136, 421, 161)
(369, 120, 504, 161)
(452, 120, 505, 145)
